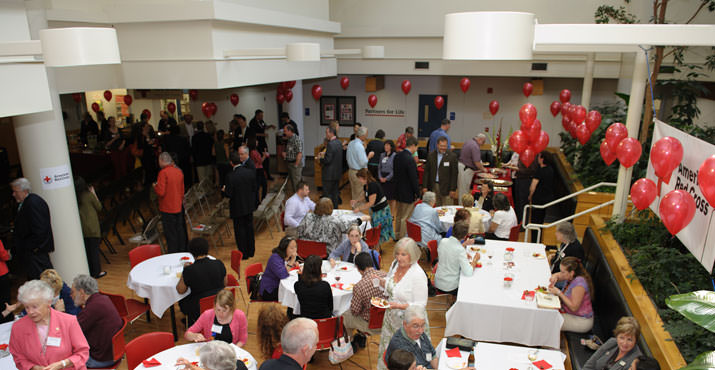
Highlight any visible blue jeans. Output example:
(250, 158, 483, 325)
(86, 356, 116, 368)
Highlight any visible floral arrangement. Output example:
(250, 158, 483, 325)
(487, 120, 512, 168)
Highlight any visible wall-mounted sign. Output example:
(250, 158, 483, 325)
(40, 164, 72, 190)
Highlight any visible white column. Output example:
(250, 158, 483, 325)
(287, 80, 305, 166)
(612, 49, 648, 220)
(581, 53, 595, 108)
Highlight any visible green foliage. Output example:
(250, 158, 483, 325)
(678, 350, 715, 370)
(658, 78, 711, 130)
(595, 5, 637, 24)
(666, 291, 715, 333)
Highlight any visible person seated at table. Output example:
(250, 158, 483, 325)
(177, 237, 227, 326)
(293, 255, 333, 319)
(551, 222, 584, 274)
(258, 303, 290, 359)
(460, 194, 485, 235)
(297, 197, 368, 255)
(582, 317, 642, 370)
(485, 193, 517, 241)
(352, 168, 396, 244)
(41, 268, 81, 315)
(260, 236, 299, 301)
(9, 280, 89, 370)
(408, 192, 445, 249)
(329, 225, 369, 267)
(444, 208, 470, 238)
(71, 274, 123, 368)
(283, 181, 315, 238)
(177, 340, 248, 370)
(476, 181, 494, 212)
(387, 349, 417, 370)
(434, 221, 480, 296)
(342, 252, 387, 348)
(385, 306, 438, 370)
(185, 288, 248, 346)
(632, 356, 661, 370)
(259, 318, 319, 370)
(548, 256, 594, 333)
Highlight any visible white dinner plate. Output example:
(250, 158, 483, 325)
(445, 356, 467, 369)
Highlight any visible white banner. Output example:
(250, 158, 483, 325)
(39, 164, 72, 190)
(647, 119, 715, 273)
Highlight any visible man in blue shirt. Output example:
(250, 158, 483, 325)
(428, 119, 451, 152)
(408, 191, 445, 249)
(347, 126, 373, 204)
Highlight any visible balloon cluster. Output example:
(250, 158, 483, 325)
(597, 122, 642, 168)
(508, 103, 549, 167)
(201, 102, 217, 118)
(277, 81, 297, 104)
(554, 90, 603, 145)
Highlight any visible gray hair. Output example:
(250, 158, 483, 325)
(11, 178, 31, 192)
(356, 126, 368, 138)
(200, 340, 237, 370)
(394, 237, 421, 265)
(18, 280, 54, 304)
(476, 133, 487, 141)
(403, 305, 426, 324)
(158, 152, 173, 164)
(72, 274, 99, 295)
(281, 318, 318, 354)
(238, 145, 249, 155)
(556, 222, 577, 243)
(422, 191, 436, 205)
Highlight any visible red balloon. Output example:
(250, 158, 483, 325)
(559, 89, 571, 103)
(508, 130, 528, 154)
(532, 131, 550, 153)
(488, 100, 499, 115)
(616, 137, 641, 168)
(368, 94, 378, 108)
(167, 102, 176, 114)
(276, 93, 285, 104)
(585, 110, 602, 132)
(311, 85, 322, 100)
(572, 105, 587, 124)
(103, 90, 112, 102)
(401, 80, 412, 95)
(575, 123, 592, 145)
(550, 101, 562, 117)
(630, 178, 657, 211)
(189, 89, 198, 100)
(285, 90, 293, 103)
(142, 109, 151, 120)
(72, 93, 82, 103)
(280, 82, 291, 91)
(520, 147, 536, 167)
(209, 102, 217, 116)
(522, 82, 533, 98)
(518, 103, 537, 126)
(567, 104, 577, 121)
(561, 116, 571, 131)
(561, 102, 572, 116)
(230, 93, 239, 106)
(201, 102, 211, 118)
(91, 102, 100, 113)
(567, 120, 578, 138)
(287, 81, 296, 89)
(605, 122, 628, 149)
(522, 119, 542, 144)
(600, 140, 617, 165)
(459, 77, 471, 93)
(659, 190, 696, 235)
(434, 96, 444, 110)
(698, 155, 715, 207)
(340, 77, 350, 90)
(123, 95, 133, 106)
(650, 136, 683, 184)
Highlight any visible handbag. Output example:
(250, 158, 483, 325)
(328, 319, 354, 364)
(247, 272, 263, 300)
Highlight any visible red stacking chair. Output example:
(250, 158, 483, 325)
(313, 316, 343, 351)
(125, 332, 174, 370)
(364, 225, 382, 251)
(296, 239, 328, 259)
(405, 220, 422, 244)
(245, 263, 275, 320)
(427, 239, 439, 266)
(230, 251, 247, 306)
(198, 294, 217, 316)
(128, 244, 161, 268)
(92, 318, 128, 370)
(364, 305, 387, 368)
(101, 291, 151, 325)
(509, 222, 521, 242)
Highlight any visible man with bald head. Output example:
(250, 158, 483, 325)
(458, 133, 488, 199)
(224, 146, 258, 259)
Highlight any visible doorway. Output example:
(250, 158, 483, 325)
(417, 94, 448, 138)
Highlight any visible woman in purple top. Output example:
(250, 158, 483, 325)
(259, 237, 298, 301)
(548, 256, 594, 333)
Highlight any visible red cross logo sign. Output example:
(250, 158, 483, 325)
(43, 176, 52, 184)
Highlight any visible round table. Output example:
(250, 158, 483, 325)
(132, 342, 257, 370)
(127, 252, 194, 318)
(438, 205, 491, 232)
(0, 321, 16, 370)
(331, 209, 372, 231)
(278, 260, 362, 316)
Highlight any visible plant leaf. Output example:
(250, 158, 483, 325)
(678, 350, 715, 370)
(666, 291, 715, 333)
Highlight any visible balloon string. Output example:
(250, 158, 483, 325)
(639, 46, 658, 122)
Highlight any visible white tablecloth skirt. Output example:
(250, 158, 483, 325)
(278, 261, 361, 316)
(127, 253, 193, 318)
(436, 338, 566, 370)
(133, 342, 257, 370)
(0, 322, 16, 370)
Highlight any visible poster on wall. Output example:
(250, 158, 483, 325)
(646, 119, 715, 272)
(340, 103, 353, 121)
(320, 96, 355, 126)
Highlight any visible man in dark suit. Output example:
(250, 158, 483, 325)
(319, 126, 342, 209)
(224, 147, 258, 259)
(393, 137, 420, 239)
(161, 124, 193, 189)
(422, 136, 459, 206)
(11, 178, 54, 279)
(232, 114, 255, 151)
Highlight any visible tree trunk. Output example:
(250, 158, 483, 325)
(638, 0, 668, 144)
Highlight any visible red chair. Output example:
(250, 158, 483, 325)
(128, 244, 161, 268)
(427, 239, 439, 266)
(314, 316, 343, 351)
(364, 305, 387, 368)
(426, 263, 450, 325)
(198, 294, 217, 316)
(245, 263, 273, 319)
(405, 220, 422, 244)
(230, 251, 247, 306)
(125, 332, 174, 370)
(101, 291, 151, 325)
(364, 225, 382, 250)
(280, 210, 285, 231)
(92, 318, 128, 370)
(509, 223, 521, 242)
(296, 239, 328, 259)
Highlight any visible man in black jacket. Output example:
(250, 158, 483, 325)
(259, 318, 318, 370)
(393, 137, 420, 239)
(11, 178, 54, 279)
(224, 147, 258, 259)
(161, 124, 193, 189)
(319, 126, 343, 209)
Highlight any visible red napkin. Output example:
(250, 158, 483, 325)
(445, 347, 462, 358)
(340, 266, 349, 271)
(504, 277, 513, 281)
(506, 247, 515, 252)
(290, 265, 300, 271)
(331, 283, 343, 289)
(521, 290, 535, 300)
(0, 343, 7, 350)
(180, 256, 190, 261)
(142, 358, 161, 367)
(191, 362, 199, 366)
(533, 359, 552, 370)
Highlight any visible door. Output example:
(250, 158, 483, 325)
(417, 94, 448, 138)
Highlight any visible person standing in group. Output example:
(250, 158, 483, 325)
(282, 124, 303, 194)
(232, 114, 254, 151)
(422, 136, 458, 206)
(396, 127, 414, 152)
(162, 124, 192, 190)
(214, 129, 230, 188)
(514, 153, 538, 225)
(528, 152, 554, 242)
(366, 129, 385, 179)
(378, 140, 398, 216)
(250, 109, 276, 181)
(347, 126, 372, 204)
(154, 152, 187, 253)
(178, 113, 195, 140)
(224, 148, 258, 259)
(352, 169, 395, 244)
(393, 137, 420, 239)
(0, 240, 11, 323)
(11, 177, 54, 280)
(192, 121, 215, 185)
(428, 119, 451, 152)
(319, 126, 343, 209)
(458, 133, 487, 199)
(75, 177, 106, 279)
(279, 112, 299, 136)
(248, 136, 269, 202)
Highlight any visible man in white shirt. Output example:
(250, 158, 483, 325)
(283, 181, 315, 237)
(347, 126, 373, 204)
(434, 221, 480, 295)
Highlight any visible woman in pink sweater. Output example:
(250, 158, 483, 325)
(185, 288, 248, 346)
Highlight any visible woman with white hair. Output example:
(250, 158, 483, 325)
(9, 280, 89, 370)
(176, 340, 248, 370)
(376, 237, 429, 370)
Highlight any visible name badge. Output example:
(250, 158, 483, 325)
(382, 158, 388, 163)
(443, 162, 449, 167)
(560, 251, 566, 258)
(211, 324, 223, 334)
(619, 361, 626, 367)
(47, 336, 61, 347)
(426, 353, 432, 362)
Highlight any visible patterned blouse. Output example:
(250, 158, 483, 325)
(296, 213, 356, 254)
(285, 135, 303, 163)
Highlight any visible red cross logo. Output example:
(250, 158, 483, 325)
(43, 176, 52, 184)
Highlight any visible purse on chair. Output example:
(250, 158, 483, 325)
(328, 319, 354, 364)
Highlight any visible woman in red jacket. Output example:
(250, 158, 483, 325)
(0, 240, 12, 323)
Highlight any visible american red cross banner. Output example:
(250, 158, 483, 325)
(39, 164, 72, 191)
(646, 119, 715, 273)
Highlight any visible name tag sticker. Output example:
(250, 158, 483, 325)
(443, 162, 449, 167)
(426, 353, 432, 362)
(619, 361, 626, 366)
(382, 158, 388, 163)
(47, 336, 61, 347)
(211, 324, 223, 334)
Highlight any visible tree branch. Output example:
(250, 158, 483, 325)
(685, 1, 708, 24)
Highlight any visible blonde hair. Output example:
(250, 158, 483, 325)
(215, 288, 235, 310)
(613, 316, 640, 339)
(461, 193, 474, 208)
(347, 225, 362, 237)
(40, 269, 63, 295)
(394, 237, 421, 264)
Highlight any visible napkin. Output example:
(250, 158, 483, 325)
(521, 290, 535, 300)
(339, 266, 349, 271)
(142, 358, 161, 367)
(533, 359, 552, 370)
(445, 347, 462, 358)
(0, 343, 7, 350)
(180, 256, 191, 261)
(331, 283, 343, 289)
(290, 265, 301, 271)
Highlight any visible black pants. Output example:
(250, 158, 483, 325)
(84, 237, 102, 278)
(263, 157, 272, 178)
(25, 251, 53, 280)
(217, 163, 231, 188)
(233, 214, 255, 258)
(514, 177, 531, 224)
(162, 211, 187, 253)
(0, 274, 12, 323)
(323, 179, 340, 209)
(256, 170, 268, 202)
(485, 232, 509, 241)
(530, 207, 547, 243)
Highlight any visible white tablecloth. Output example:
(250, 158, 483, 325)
(133, 342, 257, 370)
(331, 209, 372, 231)
(278, 261, 362, 316)
(438, 205, 490, 232)
(436, 339, 566, 370)
(444, 240, 563, 348)
(0, 322, 16, 370)
(127, 253, 193, 317)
